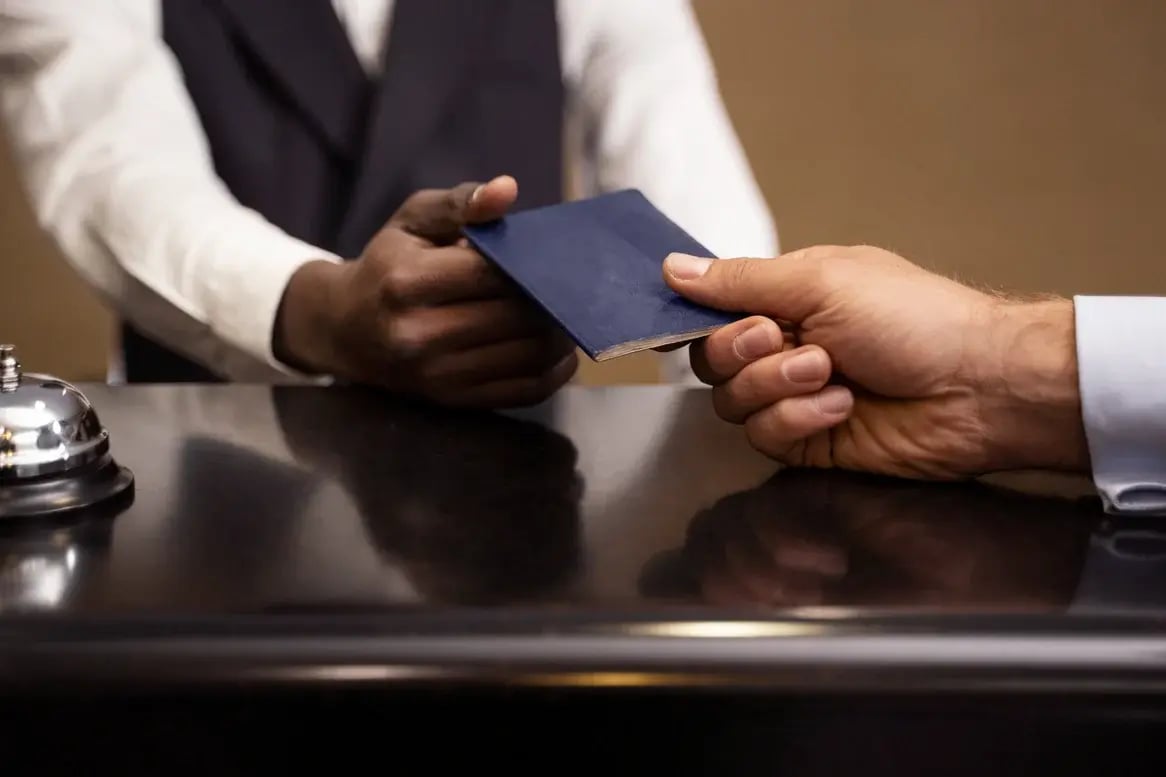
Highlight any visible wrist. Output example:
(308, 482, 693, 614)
(272, 259, 347, 375)
(972, 298, 1090, 473)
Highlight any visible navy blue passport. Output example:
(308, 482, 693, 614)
(462, 189, 743, 361)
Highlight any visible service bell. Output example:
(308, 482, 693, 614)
(0, 345, 134, 521)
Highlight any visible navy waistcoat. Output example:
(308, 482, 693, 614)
(124, 0, 564, 382)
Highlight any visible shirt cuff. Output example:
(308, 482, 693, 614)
(1074, 295, 1166, 514)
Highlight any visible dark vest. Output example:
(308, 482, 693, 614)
(126, 0, 564, 382)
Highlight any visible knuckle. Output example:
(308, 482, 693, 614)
(744, 414, 781, 458)
(737, 360, 770, 398)
(745, 404, 793, 451)
(384, 314, 431, 362)
(366, 227, 404, 261)
(796, 245, 836, 264)
(444, 187, 465, 214)
(718, 258, 756, 289)
(743, 409, 769, 444)
(716, 357, 780, 420)
(745, 415, 803, 466)
(724, 371, 755, 411)
(405, 188, 441, 209)
(380, 261, 425, 306)
(710, 385, 744, 423)
(389, 190, 441, 230)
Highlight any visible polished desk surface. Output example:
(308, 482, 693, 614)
(2, 383, 1164, 696)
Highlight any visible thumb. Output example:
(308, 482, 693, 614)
(464, 174, 519, 223)
(388, 174, 519, 244)
(662, 251, 825, 323)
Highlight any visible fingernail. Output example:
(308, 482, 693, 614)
(665, 253, 713, 280)
(732, 324, 779, 361)
(815, 385, 853, 415)
(782, 350, 827, 383)
(470, 184, 485, 205)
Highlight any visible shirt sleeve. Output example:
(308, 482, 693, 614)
(1074, 295, 1166, 514)
(559, 0, 777, 260)
(558, 0, 778, 383)
(0, 0, 341, 381)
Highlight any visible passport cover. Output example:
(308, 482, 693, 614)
(462, 189, 743, 361)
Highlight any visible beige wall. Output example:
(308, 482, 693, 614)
(1, 136, 113, 380)
(4, 0, 1166, 382)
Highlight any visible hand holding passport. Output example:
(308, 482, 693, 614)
(463, 189, 743, 361)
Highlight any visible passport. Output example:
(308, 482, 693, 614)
(462, 189, 743, 361)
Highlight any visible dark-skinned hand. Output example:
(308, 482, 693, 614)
(275, 175, 578, 407)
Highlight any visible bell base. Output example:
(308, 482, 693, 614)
(0, 453, 134, 525)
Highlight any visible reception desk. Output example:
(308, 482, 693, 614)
(2, 385, 1165, 774)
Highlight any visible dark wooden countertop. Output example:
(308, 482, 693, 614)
(1, 384, 1164, 696)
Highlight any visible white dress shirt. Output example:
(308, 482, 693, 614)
(0, 0, 777, 384)
(1075, 295, 1166, 514)
(330, 0, 395, 76)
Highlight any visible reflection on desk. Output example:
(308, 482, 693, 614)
(641, 468, 1101, 612)
(273, 389, 585, 605)
(0, 515, 113, 612)
(54, 384, 778, 613)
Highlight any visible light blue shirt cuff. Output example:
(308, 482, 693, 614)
(1074, 295, 1166, 515)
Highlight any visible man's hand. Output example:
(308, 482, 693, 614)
(663, 245, 1090, 479)
(275, 175, 577, 407)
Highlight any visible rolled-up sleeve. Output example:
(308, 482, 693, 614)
(1074, 295, 1166, 514)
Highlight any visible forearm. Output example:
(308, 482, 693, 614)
(977, 295, 1166, 516)
(273, 259, 349, 375)
(974, 298, 1091, 473)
